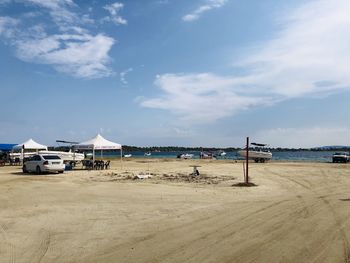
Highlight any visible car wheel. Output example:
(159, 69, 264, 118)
(22, 165, 28, 173)
(36, 166, 41, 174)
(58, 170, 64, 174)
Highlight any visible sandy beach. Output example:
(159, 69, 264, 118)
(1, 159, 350, 262)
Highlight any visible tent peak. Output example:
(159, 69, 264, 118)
(74, 134, 122, 150)
(13, 138, 48, 150)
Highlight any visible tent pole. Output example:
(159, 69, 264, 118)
(21, 145, 24, 165)
(93, 146, 95, 169)
(120, 147, 123, 171)
(73, 146, 75, 163)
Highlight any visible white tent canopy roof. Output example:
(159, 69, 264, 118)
(13, 138, 48, 150)
(74, 134, 122, 150)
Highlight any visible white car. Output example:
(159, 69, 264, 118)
(23, 154, 65, 174)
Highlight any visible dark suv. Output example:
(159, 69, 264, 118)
(332, 152, 350, 163)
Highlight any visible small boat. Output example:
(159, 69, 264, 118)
(200, 151, 216, 159)
(39, 150, 85, 162)
(237, 143, 272, 163)
(183, 153, 194, 159)
(177, 153, 194, 159)
(144, 152, 151, 156)
(9, 152, 35, 160)
(217, 150, 227, 157)
(10, 150, 85, 162)
(123, 154, 132, 158)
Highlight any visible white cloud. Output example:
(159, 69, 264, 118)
(103, 2, 127, 25)
(24, 0, 73, 9)
(24, 0, 78, 27)
(120, 67, 133, 85)
(0, 1, 117, 78)
(143, 0, 350, 123)
(182, 0, 227, 22)
(254, 127, 350, 148)
(15, 33, 115, 78)
(141, 73, 269, 123)
(235, 0, 350, 98)
(0, 16, 19, 38)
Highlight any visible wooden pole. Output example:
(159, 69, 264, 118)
(245, 137, 249, 184)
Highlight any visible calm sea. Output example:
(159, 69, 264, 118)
(97, 150, 342, 163)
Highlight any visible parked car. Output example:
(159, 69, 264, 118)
(332, 152, 350, 163)
(23, 154, 65, 174)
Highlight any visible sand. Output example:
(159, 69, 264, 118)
(1, 159, 350, 263)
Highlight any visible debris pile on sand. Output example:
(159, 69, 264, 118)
(84, 171, 234, 185)
(133, 173, 153, 180)
(160, 173, 234, 184)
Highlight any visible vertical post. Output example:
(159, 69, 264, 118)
(92, 146, 95, 169)
(245, 137, 249, 184)
(120, 147, 123, 170)
(147, 154, 150, 175)
(72, 146, 75, 163)
(21, 145, 25, 165)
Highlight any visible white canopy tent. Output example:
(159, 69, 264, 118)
(74, 134, 122, 168)
(13, 138, 48, 163)
(13, 138, 48, 151)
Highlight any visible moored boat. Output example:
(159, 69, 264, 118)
(200, 151, 216, 159)
(237, 143, 272, 163)
(10, 150, 84, 162)
(217, 150, 227, 157)
(177, 153, 194, 159)
(39, 150, 85, 162)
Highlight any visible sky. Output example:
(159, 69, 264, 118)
(1, 0, 350, 148)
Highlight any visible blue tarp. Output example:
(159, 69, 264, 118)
(0, 144, 17, 151)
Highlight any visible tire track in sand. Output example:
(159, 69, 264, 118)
(284, 175, 350, 263)
(97, 199, 291, 263)
(37, 229, 51, 263)
(0, 222, 16, 263)
(267, 168, 350, 263)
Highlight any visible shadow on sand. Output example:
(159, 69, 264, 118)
(10, 172, 55, 176)
(10, 172, 27, 176)
(232, 182, 258, 187)
(339, 198, 350, 201)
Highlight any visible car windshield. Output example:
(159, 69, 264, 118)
(43, 155, 61, 160)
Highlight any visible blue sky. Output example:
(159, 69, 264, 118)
(1, 0, 350, 148)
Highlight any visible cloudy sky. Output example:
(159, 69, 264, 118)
(1, 0, 350, 148)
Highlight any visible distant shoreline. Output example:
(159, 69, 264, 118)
(48, 146, 350, 152)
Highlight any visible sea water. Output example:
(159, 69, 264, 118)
(96, 150, 340, 162)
